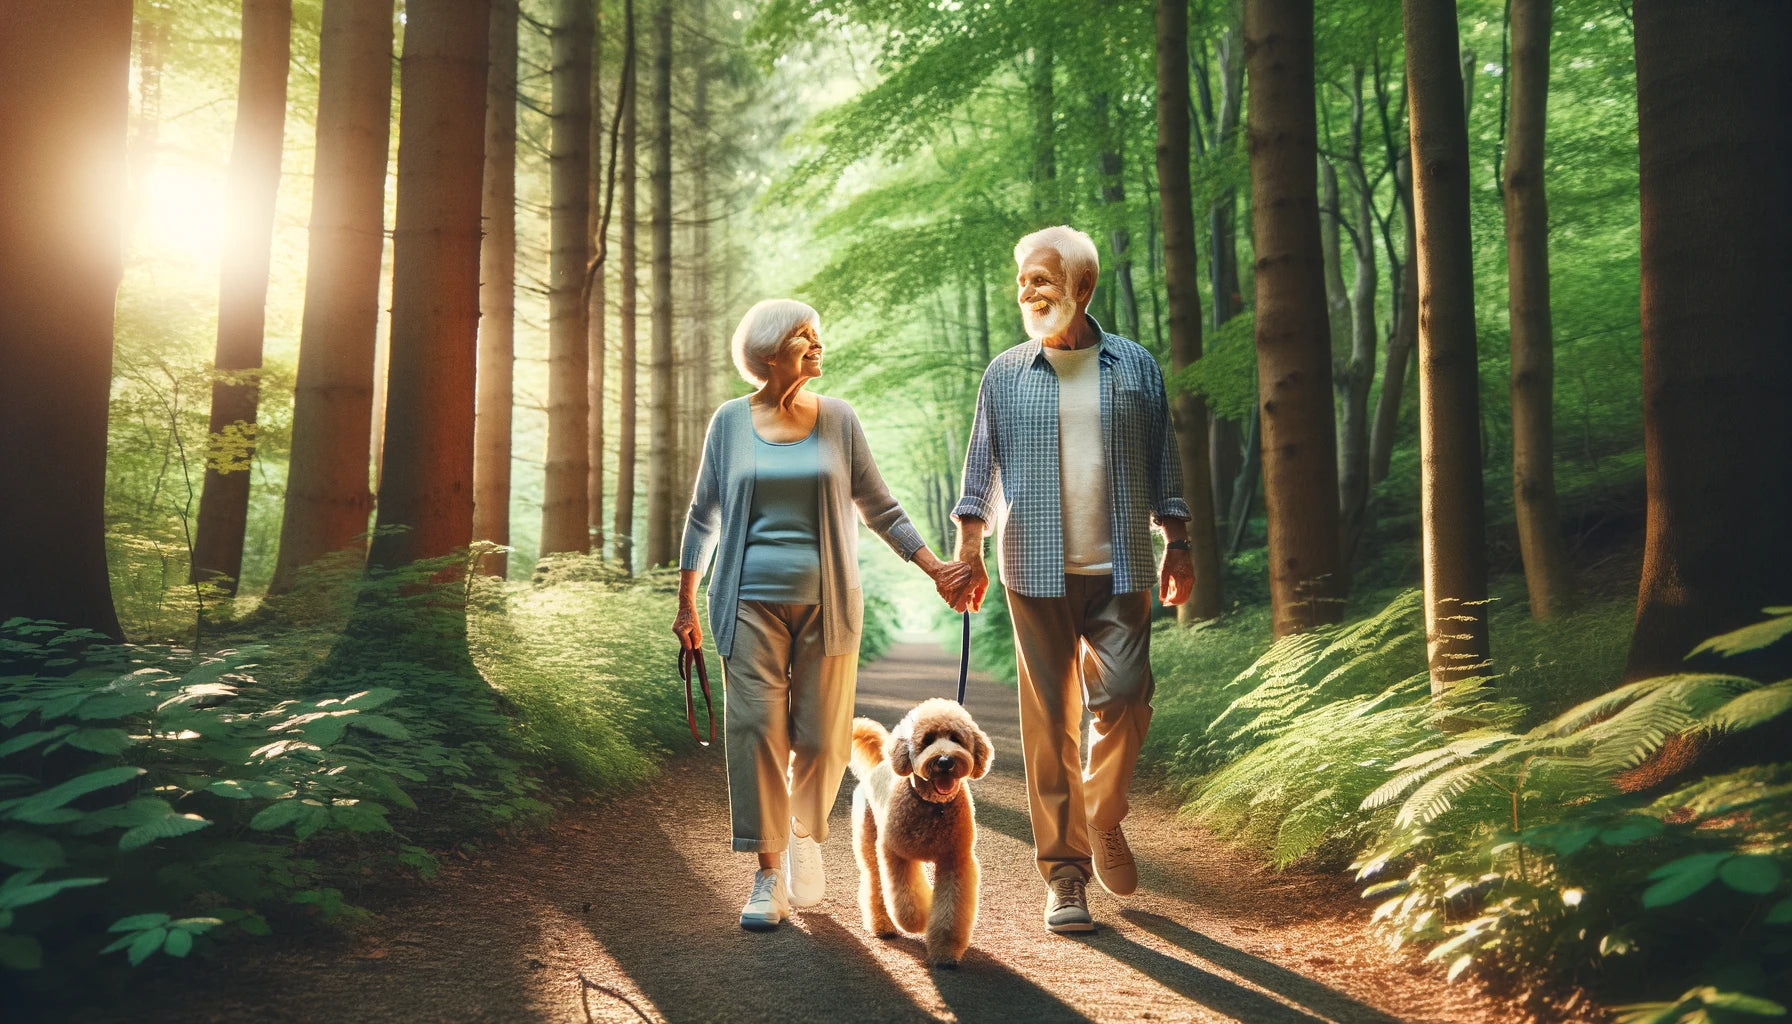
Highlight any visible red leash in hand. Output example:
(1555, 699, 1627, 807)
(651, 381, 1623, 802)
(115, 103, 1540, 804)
(679, 645, 716, 747)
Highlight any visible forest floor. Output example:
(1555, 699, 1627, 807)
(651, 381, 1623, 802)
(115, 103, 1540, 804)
(28, 640, 1605, 1024)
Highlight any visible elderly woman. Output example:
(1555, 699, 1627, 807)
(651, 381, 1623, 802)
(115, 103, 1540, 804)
(675, 299, 967, 931)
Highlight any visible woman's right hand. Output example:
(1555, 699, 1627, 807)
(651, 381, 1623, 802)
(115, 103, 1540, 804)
(673, 601, 702, 652)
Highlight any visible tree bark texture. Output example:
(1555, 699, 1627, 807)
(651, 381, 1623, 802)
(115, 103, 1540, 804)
(192, 0, 291, 595)
(0, 0, 131, 638)
(1244, 0, 1342, 636)
(1097, 96, 1141, 341)
(689, 44, 713, 503)
(644, 0, 675, 568)
(366, 0, 490, 573)
(473, 0, 517, 577)
(587, 6, 607, 556)
(1156, 0, 1224, 622)
(1405, 0, 1492, 691)
(1503, 0, 1572, 618)
(1207, 13, 1247, 534)
(1626, 0, 1792, 682)
(613, 2, 638, 572)
(1334, 71, 1377, 578)
(541, 0, 593, 557)
(274, 0, 396, 592)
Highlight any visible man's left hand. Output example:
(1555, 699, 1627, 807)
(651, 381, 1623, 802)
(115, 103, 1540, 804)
(1158, 548, 1195, 607)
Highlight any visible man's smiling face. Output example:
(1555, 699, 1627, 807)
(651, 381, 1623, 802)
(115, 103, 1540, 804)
(1017, 246, 1076, 341)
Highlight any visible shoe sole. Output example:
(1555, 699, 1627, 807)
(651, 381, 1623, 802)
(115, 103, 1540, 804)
(740, 915, 785, 932)
(788, 892, 825, 909)
(1092, 875, 1137, 897)
(1046, 919, 1097, 934)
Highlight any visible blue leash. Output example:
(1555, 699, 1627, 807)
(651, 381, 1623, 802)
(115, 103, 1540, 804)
(957, 610, 971, 705)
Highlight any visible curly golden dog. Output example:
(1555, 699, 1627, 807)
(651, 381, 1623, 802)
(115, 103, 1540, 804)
(847, 697, 994, 968)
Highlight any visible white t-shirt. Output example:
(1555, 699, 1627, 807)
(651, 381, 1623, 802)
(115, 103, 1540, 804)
(1041, 343, 1112, 575)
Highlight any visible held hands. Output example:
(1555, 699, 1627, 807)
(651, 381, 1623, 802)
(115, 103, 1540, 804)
(932, 559, 973, 608)
(672, 600, 702, 652)
(1158, 547, 1195, 607)
(941, 558, 989, 613)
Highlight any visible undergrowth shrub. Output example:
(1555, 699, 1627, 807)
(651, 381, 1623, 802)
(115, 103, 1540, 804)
(1157, 591, 1792, 1015)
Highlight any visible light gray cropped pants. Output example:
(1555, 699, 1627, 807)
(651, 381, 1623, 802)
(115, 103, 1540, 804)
(720, 600, 859, 853)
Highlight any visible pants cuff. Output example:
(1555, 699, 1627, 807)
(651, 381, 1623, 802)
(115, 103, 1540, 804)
(733, 837, 786, 853)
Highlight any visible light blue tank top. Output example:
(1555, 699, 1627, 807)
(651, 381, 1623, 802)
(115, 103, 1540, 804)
(738, 429, 822, 604)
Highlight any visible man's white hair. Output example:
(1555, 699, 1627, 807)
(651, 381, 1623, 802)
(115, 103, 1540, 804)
(730, 298, 819, 387)
(1014, 225, 1101, 296)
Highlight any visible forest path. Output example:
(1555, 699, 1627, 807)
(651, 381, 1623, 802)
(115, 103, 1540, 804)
(67, 640, 1591, 1024)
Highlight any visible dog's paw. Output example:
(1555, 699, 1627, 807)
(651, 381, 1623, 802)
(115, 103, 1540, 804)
(927, 954, 960, 970)
(873, 928, 899, 940)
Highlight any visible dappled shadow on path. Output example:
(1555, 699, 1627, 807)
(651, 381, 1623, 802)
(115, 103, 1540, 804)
(1073, 927, 1334, 1023)
(1123, 910, 1407, 1023)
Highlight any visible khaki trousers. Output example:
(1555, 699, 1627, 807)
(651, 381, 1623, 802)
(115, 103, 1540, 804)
(721, 601, 858, 853)
(1008, 574, 1154, 882)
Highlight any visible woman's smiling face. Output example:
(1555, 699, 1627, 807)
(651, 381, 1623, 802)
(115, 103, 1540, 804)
(766, 321, 824, 383)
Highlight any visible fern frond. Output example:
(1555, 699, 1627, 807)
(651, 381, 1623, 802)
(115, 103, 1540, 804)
(1703, 680, 1792, 734)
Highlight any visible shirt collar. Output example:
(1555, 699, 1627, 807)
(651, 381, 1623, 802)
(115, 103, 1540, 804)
(1025, 313, 1115, 368)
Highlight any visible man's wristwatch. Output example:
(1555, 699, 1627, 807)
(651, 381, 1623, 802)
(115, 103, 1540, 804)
(1165, 539, 1191, 552)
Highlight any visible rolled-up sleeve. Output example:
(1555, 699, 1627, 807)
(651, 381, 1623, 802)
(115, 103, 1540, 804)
(846, 407, 926, 561)
(952, 366, 999, 524)
(1149, 358, 1192, 525)
(679, 410, 724, 574)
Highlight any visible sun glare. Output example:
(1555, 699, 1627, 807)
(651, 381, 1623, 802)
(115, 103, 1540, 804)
(134, 159, 229, 265)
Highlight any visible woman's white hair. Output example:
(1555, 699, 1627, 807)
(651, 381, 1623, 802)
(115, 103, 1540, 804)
(1014, 225, 1101, 297)
(730, 298, 819, 387)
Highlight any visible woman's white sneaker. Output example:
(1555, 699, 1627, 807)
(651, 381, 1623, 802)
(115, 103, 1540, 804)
(784, 823, 826, 907)
(739, 867, 789, 931)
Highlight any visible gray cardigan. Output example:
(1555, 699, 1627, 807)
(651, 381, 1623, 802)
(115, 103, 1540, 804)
(680, 395, 926, 658)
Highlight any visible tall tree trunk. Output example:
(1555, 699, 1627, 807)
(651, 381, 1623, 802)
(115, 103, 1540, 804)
(1626, 0, 1792, 683)
(365, 0, 490, 575)
(1208, 9, 1246, 532)
(1245, 0, 1342, 636)
(191, 0, 291, 596)
(1335, 70, 1378, 578)
(275, 0, 396, 592)
(1369, 150, 1417, 484)
(1097, 95, 1141, 340)
(542, 0, 593, 557)
(587, 5, 608, 557)
(1404, 0, 1491, 692)
(1157, 0, 1223, 622)
(0, 1, 131, 638)
(613, 0, 638, 572)
(645, 0, 675, 568)
(1030, 40, 1055, 217)
(1504, 0, 1571, 618)
(690, 39, 713, 483)
(472, 0, 516, 578)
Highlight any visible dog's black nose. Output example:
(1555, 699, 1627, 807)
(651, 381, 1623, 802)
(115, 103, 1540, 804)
(932, 755, 956, 776)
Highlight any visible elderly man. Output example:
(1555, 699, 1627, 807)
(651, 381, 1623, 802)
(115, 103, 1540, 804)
(948, 225, 1195, 934)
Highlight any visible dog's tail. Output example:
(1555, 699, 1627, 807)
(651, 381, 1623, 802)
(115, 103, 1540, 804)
(849, 717, 888, 781)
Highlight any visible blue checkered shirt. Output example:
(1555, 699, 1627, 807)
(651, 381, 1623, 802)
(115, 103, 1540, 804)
(952, 316, 1192, 598)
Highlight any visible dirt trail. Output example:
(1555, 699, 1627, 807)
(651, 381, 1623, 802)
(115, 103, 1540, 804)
(39, 640, 1599, 1023)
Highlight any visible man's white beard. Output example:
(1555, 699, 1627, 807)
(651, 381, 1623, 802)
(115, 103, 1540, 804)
(1022, 298, 1074, 341)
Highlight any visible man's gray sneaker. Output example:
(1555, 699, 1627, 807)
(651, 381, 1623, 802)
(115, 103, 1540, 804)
(739, 867, 789, 931)
(1044, 874, 1095, 933)
(1088, 821, 1138, 896)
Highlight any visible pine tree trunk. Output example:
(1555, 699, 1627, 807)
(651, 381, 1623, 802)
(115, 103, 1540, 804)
(472, 0, 516, 578)
(191, 0, 291, 596)
(274, 0, 396, 592)
(613, 0, 638, 573)
(1626, 0, 1792, 683)
(540, 0, 593, 557)
(1245, 0, 1342, 636)
(0, 1, 131, 638)
(1404, 0, 1491, 691)
(645, 0, 675, 568)
(1370, 150, 1417, 484)
(1504, 0, 1571, 619)
(365, 0, 490, 574)
(587, 8, 607, 557)
(1156, 0, 1223, 622)
(1097, 95, 1141, 341)
(690, 41, 713, 486)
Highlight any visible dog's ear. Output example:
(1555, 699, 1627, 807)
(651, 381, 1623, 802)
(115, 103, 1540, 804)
(887, 723, 915, 776)
(969, 724, 994, 779)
